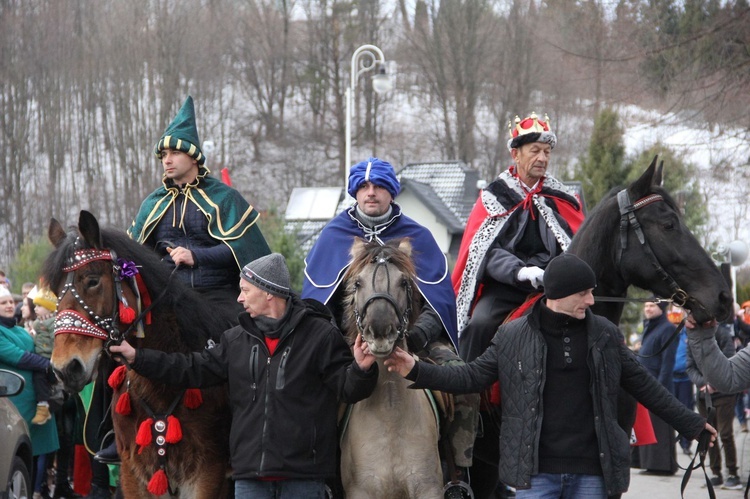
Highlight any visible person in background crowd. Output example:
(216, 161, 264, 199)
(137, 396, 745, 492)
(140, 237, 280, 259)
(0, 269, 11, 289)
(0, 286, 59, 499)
(670, 305, 694, 457)
(385, 254, 715, 499)
(29, 286, 58, 425)
(637, 298, 679, 475)
(733, 302, 750, 432)
(14, 281, 35, 323)
(112, 253, 378, 498)
(687, 321, 743, 490)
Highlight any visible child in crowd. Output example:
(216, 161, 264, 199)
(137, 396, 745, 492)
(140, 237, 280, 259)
(29, 286, 58, 425)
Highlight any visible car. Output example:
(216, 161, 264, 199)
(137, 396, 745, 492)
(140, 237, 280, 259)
(0, 368, 33, 499)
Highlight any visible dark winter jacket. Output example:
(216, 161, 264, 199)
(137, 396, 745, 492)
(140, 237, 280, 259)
(638, 312, 678, 392)
(406, 300, 706, 495)
(131, 296, 378, 480)
(147, 189, 238, 288)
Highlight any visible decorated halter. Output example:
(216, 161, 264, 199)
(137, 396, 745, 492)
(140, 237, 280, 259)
(616, 189, 709, 318)
(54, 239, 144, 347)
(353, 252, 413, 340)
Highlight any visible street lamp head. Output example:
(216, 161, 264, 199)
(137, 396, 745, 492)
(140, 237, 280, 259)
(729, 240, 749, 266)
(372, 63, 392, 94)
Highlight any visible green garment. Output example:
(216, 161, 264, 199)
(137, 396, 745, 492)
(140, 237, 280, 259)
(128, 167, 270, 270)
(0, 324, 59, 456)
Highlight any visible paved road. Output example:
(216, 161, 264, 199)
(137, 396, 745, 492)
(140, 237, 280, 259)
(625, 420, 750, 498)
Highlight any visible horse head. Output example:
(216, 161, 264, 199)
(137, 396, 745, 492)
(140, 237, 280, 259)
(44, 211, 132, 392)
(569, 156, 733, 324)
(344, 238, 421, 357)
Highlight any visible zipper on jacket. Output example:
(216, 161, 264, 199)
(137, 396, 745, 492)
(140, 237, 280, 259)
(275, 346, 292, 390)
(249, 344, 259, 402)
(259, 355, 272, 473)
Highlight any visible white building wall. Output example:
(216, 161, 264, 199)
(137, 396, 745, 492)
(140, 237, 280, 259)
(396, 191, 452, 254)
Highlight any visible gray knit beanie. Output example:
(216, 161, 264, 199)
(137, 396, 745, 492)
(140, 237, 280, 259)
(543, 253, 596, 299)
(240, 253, 291, 297)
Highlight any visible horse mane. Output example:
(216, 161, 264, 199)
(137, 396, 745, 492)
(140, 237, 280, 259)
(340, 239, 422, 341)
(42, 227, 234, 351)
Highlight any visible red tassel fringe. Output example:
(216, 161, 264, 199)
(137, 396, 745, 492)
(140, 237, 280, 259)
(147, 469, 168, 496)
(165, 415, 183, 444)
(183, 388, 203, 409)
(115, 391, 131, 415)
(119, 302, 137, 324)
(108, 365, 127, 390)
(135, 418, 153, 447)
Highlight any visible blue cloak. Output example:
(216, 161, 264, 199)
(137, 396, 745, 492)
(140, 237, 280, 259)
(302, 204, 458, 345)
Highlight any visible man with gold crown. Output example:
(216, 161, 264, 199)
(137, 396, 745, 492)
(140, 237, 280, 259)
(128, 96, 271, 311)
(451, 113, 585, 497)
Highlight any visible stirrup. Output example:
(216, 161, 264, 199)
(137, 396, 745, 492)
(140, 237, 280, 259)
(443, 480, 474, 499)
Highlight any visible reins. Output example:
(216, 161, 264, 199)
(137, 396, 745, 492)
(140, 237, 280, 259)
(680, 392, 716, 498)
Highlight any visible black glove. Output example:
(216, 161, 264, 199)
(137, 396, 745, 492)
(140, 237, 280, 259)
(406, 327, 430, 353)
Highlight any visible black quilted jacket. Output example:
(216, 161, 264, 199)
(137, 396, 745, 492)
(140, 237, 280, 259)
(410, 300, 706, 495)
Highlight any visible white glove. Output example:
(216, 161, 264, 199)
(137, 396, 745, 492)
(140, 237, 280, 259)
(517, 266, 545, 289)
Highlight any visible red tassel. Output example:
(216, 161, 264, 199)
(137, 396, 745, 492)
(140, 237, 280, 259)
(183, 388, 203, 409)
(119, 302, 136, 324)
(115, 391, 131, 415)
(135, 418, 153, 447)
(147, 469, 168, 496)
(165, 415, 183, 444)
(108, 365, 127, 390)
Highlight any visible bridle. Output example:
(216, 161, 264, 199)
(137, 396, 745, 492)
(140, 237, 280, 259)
(352, 252, 413, 340)
(54, 244, 126, 348)
(54, 239, 165, 351)
(605, 189, 710, 319)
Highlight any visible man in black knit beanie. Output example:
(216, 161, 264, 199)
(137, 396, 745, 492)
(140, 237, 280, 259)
(385, 253, 716, 498)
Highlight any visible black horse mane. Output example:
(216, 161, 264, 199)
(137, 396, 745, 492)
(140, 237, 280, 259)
(42, 227, 234, 351)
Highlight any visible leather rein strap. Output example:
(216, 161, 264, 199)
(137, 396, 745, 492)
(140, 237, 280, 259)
(681, 392, 716, 498)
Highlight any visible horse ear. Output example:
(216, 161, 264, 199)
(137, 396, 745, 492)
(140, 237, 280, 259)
(654, 160, 664, 187)
(48, 218, 67, 248)
(397, 238, 413, 258)
(350, 238, 367, 260)
(630, 155, 658, 197)
(78, 210, 103, 249)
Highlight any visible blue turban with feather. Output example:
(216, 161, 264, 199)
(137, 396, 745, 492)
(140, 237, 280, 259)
(347, 157, 400, 199)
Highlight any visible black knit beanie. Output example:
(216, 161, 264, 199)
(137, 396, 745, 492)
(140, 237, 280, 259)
(543, 253, 596, 299)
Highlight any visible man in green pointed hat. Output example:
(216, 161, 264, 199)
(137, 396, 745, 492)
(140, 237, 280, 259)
(128, 96, 271, 310)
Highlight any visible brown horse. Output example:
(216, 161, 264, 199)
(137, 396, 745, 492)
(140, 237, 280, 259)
(44, 211, 233, 498)
(339, 238, 444, 499)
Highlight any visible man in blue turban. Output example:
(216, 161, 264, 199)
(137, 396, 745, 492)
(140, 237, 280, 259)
(302, 157, 478, 493)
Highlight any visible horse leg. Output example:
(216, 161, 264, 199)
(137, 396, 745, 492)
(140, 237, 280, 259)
(193, 461, 230, 499)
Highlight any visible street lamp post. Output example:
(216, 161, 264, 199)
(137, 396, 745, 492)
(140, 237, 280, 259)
(345, 44, 392, 189)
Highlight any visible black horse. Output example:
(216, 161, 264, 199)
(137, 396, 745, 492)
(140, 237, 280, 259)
(469, 157, 732, 498)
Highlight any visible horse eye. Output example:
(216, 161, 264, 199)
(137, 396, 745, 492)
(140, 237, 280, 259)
(663, 222, 675, 230)
(353, 279, 361, 289)
(400, 278, 409, 288)
(85, 276, 101, 288)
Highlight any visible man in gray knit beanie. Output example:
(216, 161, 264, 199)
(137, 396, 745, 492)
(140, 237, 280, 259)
(241, 253, 291, 298)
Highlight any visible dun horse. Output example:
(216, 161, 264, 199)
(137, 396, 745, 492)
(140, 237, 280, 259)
(468, 158, 733, 498)
(339, 238, 444, 499)
(44, 211, 233, 498)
